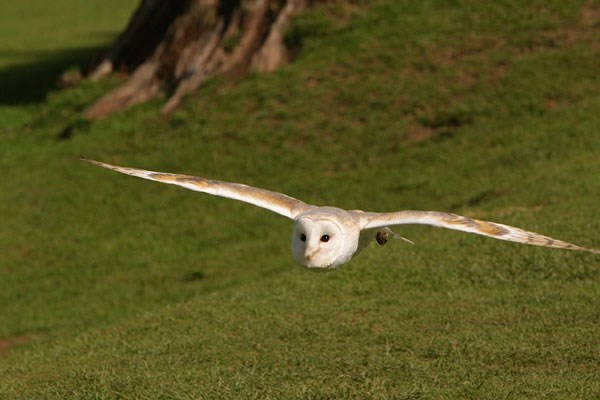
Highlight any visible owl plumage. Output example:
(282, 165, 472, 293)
(83, 159, 599, 270)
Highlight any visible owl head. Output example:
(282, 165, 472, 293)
(291, 209, 359, 270)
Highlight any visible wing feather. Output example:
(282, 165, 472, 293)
(82, 159, 312, 219)
(358, 210, 599, 254)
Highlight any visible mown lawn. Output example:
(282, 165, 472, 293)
(1, 1, 599, 398)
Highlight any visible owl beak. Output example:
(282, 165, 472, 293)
(304, 249, 317, 263)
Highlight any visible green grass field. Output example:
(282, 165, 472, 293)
(1, 1, 599, 398)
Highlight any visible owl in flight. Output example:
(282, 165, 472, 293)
(83, 159, 599, 270)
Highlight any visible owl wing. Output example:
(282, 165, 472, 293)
(82, 159, 313, 219)
(357, 210, 599, 254)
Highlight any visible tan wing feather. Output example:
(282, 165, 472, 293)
(82, 159, 312, 219)
(358, 210, 599, 254)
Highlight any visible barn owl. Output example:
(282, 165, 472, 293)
(83, 159, 599, 270)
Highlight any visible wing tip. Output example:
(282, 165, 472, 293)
(80, 157, 104, 167)
(587, 247, 600, 255)
(80, 158, 122, 172)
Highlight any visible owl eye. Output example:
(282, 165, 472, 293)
(320, 234, 330, 242)
(300, 233, 307, 242)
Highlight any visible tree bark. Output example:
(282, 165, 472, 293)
(84, 0, 312, 119)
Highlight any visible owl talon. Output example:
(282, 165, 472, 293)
(376, 231, 388, 246)
(376, 228, 414, 246)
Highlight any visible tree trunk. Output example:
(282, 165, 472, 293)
(84, 0, 312, 119)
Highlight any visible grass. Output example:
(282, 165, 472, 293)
(1, 0, 599, 398)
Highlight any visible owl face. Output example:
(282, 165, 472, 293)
(291, 217, 350, 269)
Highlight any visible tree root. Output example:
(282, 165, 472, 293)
(84, 0, 311, 119)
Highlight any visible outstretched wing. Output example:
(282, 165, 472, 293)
(357, 210, 599, 254)
(82, 159, 313, 219)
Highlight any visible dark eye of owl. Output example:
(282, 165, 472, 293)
(320, 234, 330, 242)
(300, 233, 306, 242)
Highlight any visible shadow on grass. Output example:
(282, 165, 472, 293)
(0, 45, 109, 105)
